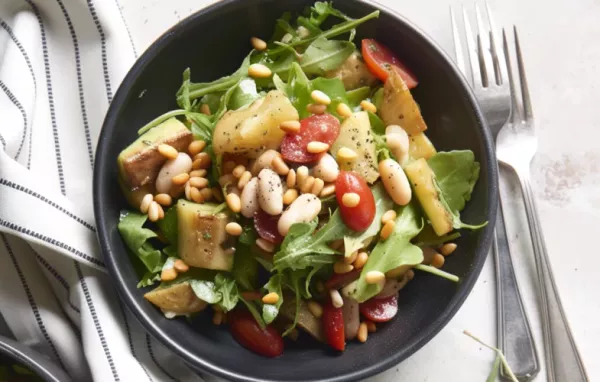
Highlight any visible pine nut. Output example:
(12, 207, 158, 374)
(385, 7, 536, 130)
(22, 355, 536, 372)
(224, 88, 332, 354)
(283, 188, 298, 205)
(329, 289, 344, 308)
(212, 187, 224, 202)
(172, 173, 190, 186)
(286, 169, 296, 188)
(334, 261, 354, 274)
(320, 183, 336, 197)
(300, 176, 315, 194)
(256, 238, 275, 253)
(262, 292, 280, 305)
(190, 169, 207, 178)
(192, 152, 211, 169)
(226, 193, 242, 213)
(365, 270, 385, 285)
(185, 181, 192, 201)
(380, 220, 395, 240)
(190, 187, 204, 203)
(336, 147, 358, 162)
(336, 103, 352, 118)
(344, 251, 358, 264)
(173, 259, 189, 273)
(248, 63, 272, 78)
(354, 251, 369, 269)
(250, 36, 267, 51)
(406, 269, 415, 280)
(213, 310, 223, 325)
(296, 166, 309, 187)
(311, 90, 331, 105)
(200, 187, 213, 201)
(440, 243, 457, 256)
(222, 161, 236, 174)
(225, 222, 243, 236)
(200, 104, 211, 116)
(158, 204, 165, 219)
(158, 144, 178, 160)
(237, 171, 252, 189)
(431, 253, 445, 268)
(307, 301, 323, 318)
(148, 201, 161, 222)
(381, 209, 397, 224)
(140, 193, 154, 213)
(154, 193, 172, 206)
(360, 100, 377, 113)
(160, 268, 177, 281)
(189, 177, 209, 189)
(280, 120, 301, 133)
(311, 178, 324, 196)
(307, 103, 327, 114)
(366, 321, 376, 333)
(271, 156, 289, 176)
(307, 141, 329, 154)
(357, 322, 368, 343)
(342, 192, 360, 207)
(232, 165, 246, 178)
(188, 140, 206, 156)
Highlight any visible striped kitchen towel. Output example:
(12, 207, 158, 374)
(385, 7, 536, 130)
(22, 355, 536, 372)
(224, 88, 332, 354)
(0, 0, 206, 380)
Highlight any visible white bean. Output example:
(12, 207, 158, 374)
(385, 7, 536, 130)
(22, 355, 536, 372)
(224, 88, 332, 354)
(257, 169, 283, 215)
(379, 158, 412, 206)
(312, 153, 339, 182)
(385, 125, 410, 165)
(250, 150, 279, 175)
(277, 193, 321, 236)
(329, 289, 344, 308)
(240, 177, 259, 218)
(342, 297, 360, 340)
(155, 153, 192, 193)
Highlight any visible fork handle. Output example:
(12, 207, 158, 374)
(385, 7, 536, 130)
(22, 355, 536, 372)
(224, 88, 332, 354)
(494, 194, 539, 381)
(518, 174, 589, 382)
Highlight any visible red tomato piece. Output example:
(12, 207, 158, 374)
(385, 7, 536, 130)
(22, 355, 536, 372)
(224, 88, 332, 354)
(280, 114, 340, 164)
(359, 294, 398, 323)
(335, 171, 376, 232)
(361, 39, 418, 88)
(322, 298, 345, 351)
(254, 210, 283, 244)
(324, 270, 360, 291)
(229, 310, 284, 357)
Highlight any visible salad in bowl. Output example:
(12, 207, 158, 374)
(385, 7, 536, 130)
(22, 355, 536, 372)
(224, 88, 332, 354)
(116, 1, 485, 357)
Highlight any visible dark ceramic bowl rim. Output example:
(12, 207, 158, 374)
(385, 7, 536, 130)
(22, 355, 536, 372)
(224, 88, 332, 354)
(94, 0, 498, 380)
(0, 335, 72, 382)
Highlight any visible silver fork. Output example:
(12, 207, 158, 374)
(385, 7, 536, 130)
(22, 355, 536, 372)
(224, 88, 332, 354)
(497, 27, 589, 382)
(451, 5, 539, 380)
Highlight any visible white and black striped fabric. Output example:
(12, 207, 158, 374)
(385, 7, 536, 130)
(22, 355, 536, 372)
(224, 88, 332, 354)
(0, 1, 205, 381)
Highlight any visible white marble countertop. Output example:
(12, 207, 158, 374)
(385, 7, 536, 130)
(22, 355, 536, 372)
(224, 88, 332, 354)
(120, 0, 600, 380)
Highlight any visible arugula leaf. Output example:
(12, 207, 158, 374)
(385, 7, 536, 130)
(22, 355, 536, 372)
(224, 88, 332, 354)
(413, 224, 461, 247)
(299, 37, 355, 76)
(138, 271, 161, 288)
(272, 73, 291, 95)
(371, 87, 384, 111)
(189, 279, 221, 304)
(118, 211, 165, 274)
(239, 224, 257, 246)
(228, 78, 260, 110)
(186, 112, 213, 142)
(156, 206, 177, 245)
(309, 1, 352, 27)
(262, 274, 283, 324)
(232, 244, 258, 291)
(213, 77, 243, 123)
(349, 202, 424, 302)
(343, 184, 393, 258)
(200, 92, 222, 114)
(137, 110, 188, 135)
(189, 274, 240, 312)
(414, 264, 459, 282)
(311, 77, 348, 119)
(239, 296, 266, 330)
(346, 86, 371, 109)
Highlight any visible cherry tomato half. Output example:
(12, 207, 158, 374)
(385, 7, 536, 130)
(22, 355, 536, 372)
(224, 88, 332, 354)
(280, 114, 340, 164)
(359, 294, 398, 323)
(335, 171, 376, 232)
(361, 39, 418, 88)
(229, 310, 284, 357)
(254, 210, 283, 244)
(322, 298, 345, 351)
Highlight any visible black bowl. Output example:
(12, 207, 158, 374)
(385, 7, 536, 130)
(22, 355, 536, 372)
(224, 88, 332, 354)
(0, 335, 72, 382)
(94, 0, 498, 380)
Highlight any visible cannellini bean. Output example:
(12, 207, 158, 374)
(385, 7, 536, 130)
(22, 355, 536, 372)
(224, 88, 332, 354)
(386, 129, 410, 165)
(240, 177, 259, 218)
(379, 159, 412, 206)
(277, 194, 321, 236)
(342, 297, 360, 340)
(330, 289, 344, 308)
(257, 169, 283, 215)
(155, 153, 192, 193)
(250, 149, 279, 175)
(312, 153, 339, 182)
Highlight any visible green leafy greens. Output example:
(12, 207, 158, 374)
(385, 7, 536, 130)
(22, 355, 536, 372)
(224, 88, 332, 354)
(190, 274, 240, 312)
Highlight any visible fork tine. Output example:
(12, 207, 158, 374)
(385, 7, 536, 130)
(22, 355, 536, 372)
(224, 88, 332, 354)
(485, 1, 508, 85)
(503, 29, 523, 123)
(450, 8, 467, 77)
(475, 3, 494, 87)
(462, 6, 482, 87)
(514, 26, 533, 120)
